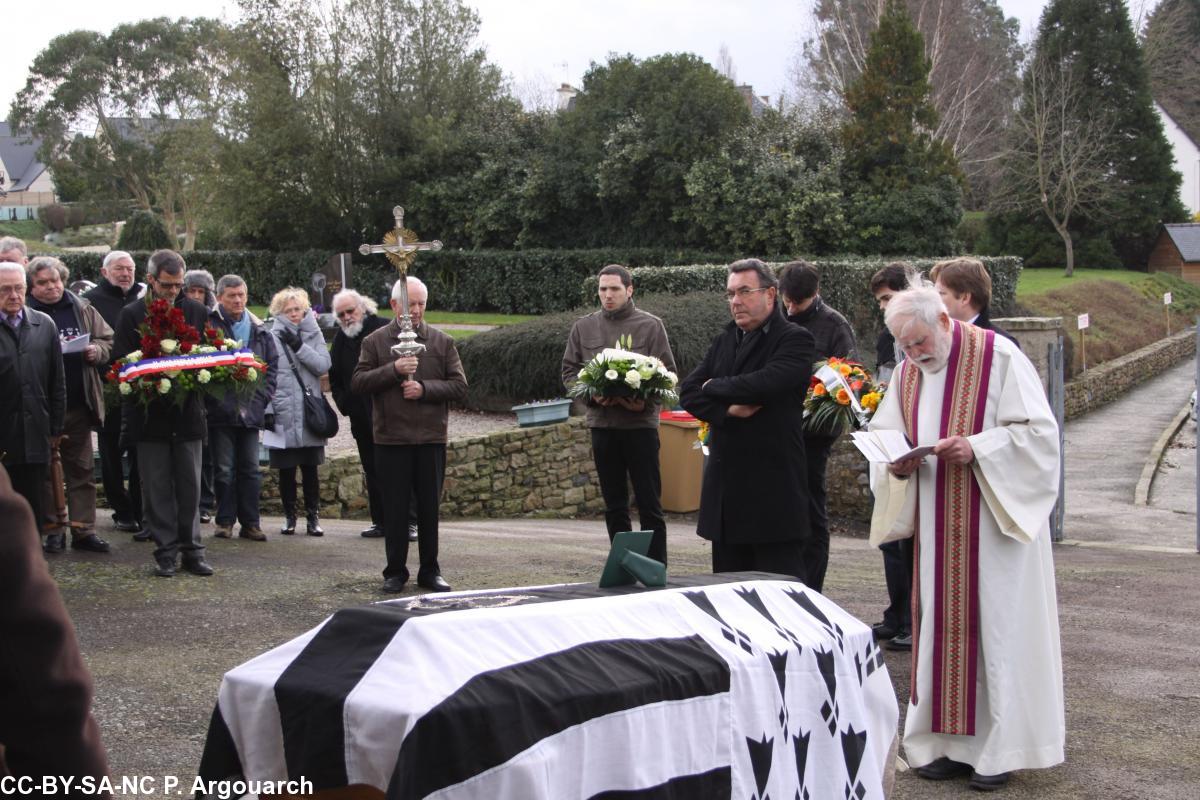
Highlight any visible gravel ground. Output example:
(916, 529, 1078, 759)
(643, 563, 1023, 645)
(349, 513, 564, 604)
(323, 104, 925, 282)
(325, 402, 518, 454)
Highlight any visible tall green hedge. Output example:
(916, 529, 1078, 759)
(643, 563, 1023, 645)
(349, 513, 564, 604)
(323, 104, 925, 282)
(458, 291, 731, 411)
(59, 247, 735, 310)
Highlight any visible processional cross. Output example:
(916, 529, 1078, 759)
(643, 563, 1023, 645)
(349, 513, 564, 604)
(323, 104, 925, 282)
(359, 205, 443, 358)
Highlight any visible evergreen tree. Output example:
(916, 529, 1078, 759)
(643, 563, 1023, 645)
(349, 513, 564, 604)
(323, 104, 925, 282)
(840, 0, 963, 254)
(1034, 0, 1187, 264)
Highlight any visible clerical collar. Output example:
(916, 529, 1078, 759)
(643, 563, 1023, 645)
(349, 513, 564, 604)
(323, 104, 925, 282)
(602, 300, 635, 321)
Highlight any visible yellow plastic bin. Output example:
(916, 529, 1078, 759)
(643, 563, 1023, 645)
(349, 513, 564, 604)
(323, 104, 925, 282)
(658, 410, 704, 513)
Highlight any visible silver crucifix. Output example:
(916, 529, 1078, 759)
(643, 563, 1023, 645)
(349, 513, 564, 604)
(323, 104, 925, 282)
(359, 205, 443, 360)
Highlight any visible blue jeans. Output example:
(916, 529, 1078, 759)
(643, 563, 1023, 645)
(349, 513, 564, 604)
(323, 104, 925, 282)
(210, 426, 262, 528)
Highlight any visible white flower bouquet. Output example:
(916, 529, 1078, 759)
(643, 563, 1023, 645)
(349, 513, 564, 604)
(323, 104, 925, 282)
(569, 346, 679, 406)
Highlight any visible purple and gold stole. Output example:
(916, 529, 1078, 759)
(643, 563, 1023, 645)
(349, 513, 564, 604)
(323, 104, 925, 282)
(899, 319, 995, 735)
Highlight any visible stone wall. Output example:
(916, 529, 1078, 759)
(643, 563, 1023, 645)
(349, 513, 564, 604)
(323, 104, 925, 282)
(264, 329, 1195, 523)
(260, 418, 605, 520)
(1062, 327, 1195, 419)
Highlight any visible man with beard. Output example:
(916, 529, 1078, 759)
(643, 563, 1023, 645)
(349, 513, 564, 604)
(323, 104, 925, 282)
(26, 257, 113, 554)
(84, 251, 145, 537)
(328, 289, 390, 539)
(868, 284, 1062, 790)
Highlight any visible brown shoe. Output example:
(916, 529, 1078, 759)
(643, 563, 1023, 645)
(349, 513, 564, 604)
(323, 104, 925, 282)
(238, 526, 267, 541)
(213, 525, 233, 539)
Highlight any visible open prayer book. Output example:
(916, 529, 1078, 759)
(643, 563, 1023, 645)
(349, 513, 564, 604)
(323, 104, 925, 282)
(850, 429, 935, 464)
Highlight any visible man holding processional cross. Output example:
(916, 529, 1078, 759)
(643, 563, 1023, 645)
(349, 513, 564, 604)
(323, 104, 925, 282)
(352, 207, 466, 593)
(867, 283, 1063, 791)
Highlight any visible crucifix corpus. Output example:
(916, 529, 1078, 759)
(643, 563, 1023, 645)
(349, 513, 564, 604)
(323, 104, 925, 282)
(359, 205, 443, 360)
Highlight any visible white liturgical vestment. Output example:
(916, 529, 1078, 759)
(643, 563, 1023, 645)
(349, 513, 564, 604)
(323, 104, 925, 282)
(868, 328, 1065, 776)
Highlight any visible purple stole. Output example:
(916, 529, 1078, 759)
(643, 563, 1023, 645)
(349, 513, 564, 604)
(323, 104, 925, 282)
(899, 319, 995, 735)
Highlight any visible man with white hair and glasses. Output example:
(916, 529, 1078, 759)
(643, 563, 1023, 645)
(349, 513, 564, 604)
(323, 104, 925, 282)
(868, 282, 1063, 791)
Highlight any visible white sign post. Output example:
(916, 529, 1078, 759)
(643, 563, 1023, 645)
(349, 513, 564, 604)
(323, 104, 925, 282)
(1077, 313, 1090, 373)
(1164, 292, 1173, 336)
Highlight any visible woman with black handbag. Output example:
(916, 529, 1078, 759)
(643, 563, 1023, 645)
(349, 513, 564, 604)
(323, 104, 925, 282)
(263, 288, 333, 536)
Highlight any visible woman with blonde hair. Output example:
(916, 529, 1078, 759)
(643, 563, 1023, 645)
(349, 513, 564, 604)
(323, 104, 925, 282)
(262, 287, 331, 535)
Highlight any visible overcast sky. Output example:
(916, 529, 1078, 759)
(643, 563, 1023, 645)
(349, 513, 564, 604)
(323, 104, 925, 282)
(3, 0, 1152, 123)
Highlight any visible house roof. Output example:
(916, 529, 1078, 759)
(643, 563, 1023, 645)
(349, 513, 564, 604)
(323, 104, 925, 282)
(0, 120, 48, 191)
(1163, 223, 1200, 262)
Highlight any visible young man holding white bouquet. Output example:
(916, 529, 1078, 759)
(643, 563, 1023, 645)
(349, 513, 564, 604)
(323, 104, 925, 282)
(561, 264, 677, 565)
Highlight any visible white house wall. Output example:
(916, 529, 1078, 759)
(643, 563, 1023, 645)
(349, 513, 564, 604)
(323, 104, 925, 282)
(1156, 102, 1200, 216)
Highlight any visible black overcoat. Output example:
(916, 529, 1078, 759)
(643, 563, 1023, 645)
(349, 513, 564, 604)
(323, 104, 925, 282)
(679, 306, 816, 544)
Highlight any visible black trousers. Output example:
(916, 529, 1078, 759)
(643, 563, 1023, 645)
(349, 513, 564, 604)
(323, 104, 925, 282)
(880, 538, 914, 633)
(278, 465, 321, 516)
(711, 538, 806, 582)
(590, 428, 667, 565)
(376, 443, 445, 582)
(351, 426, 384, 526)
(799, 432, 837, 592)
(97, 416, 141, 524)
(8, 462, 47, 536)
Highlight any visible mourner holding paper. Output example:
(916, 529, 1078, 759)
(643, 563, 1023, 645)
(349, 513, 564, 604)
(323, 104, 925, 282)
(867, 283, 1063, 791)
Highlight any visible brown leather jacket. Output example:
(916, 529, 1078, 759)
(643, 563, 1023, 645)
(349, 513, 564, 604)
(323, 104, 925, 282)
(351, 318, 468, 446)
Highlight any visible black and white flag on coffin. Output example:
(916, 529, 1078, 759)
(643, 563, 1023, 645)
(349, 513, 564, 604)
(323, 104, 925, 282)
(199, 577, 897, 800)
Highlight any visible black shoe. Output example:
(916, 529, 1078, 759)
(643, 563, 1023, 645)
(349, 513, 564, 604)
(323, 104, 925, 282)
(871, 621, 899, 640)
(306, 514, 324, 537)
(113, 518, 143, 533)
(71, 533, 111, 553)
(361, 525, 384, 538)
(181, 557, 214, 576)
(281, 517, 296, 535)
(884, 632, 912, 651)
(382, 577, 407, 593)
(199, 510, 213, 524)
(133, 529, 153, 542)
(418, 574, 452, 592)
(969, 771, 1011, 791)
(43, 533, 66, 554)
(407, 523, 418, 542)
(915, 758, 973, 781)
(155, 559, 176, 578)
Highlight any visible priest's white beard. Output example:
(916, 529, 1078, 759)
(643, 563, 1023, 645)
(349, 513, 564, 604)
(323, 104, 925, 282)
(913, 333, 952, 374)
(339, 318, 364, 338)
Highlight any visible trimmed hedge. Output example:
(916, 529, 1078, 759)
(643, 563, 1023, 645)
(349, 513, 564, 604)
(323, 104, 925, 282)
(458, 291, 731, 411)
(581, 256, 1023, 358)
(57, 247, 735, 311)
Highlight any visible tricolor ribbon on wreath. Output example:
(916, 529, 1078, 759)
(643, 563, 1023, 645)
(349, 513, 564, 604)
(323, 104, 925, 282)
(117, 349, 262, 382)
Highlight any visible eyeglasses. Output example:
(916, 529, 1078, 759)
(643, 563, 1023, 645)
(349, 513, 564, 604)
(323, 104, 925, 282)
(725, 286, 772, 301)
(0, 284, 25, 296)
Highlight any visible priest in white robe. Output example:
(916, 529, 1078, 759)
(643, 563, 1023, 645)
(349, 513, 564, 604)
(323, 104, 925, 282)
(867, 284, 1064, 791)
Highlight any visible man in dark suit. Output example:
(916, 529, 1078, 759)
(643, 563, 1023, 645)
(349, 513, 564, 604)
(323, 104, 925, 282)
(680, 259, 816, 580)
(113, 250, 213, 578)
(0, 464, 110, 788)
(328, 289, 390, 538)
(930, 257, 1018, 346)
(0, 260, 65, 542)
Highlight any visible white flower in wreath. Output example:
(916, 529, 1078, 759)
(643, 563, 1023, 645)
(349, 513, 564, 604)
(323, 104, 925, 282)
(637, 363, 655, 380)
(160, 338, 178, 354)
(246, 367, 258, 381)
(198, 345, 217, 354)
(604, 369, 619, 381)
(118, 382, 132, 395)
(126, 350, 143, 362)
(158, 378, 171, 394)
(197, 369, 212, 384)
(624, 369, 641, 389)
